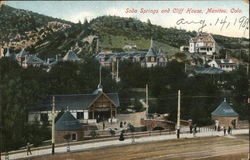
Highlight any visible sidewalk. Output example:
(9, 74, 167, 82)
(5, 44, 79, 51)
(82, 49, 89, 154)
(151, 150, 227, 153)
(1, 128, 248, 160)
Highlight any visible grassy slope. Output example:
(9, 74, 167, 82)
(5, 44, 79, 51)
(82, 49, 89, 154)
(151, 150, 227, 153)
(101, 34, 179, 55)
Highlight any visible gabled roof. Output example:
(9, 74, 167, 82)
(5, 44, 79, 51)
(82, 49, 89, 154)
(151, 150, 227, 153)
(31, 92, 120, 112)
(157, 49, 167, 61)
(55, 111, 83, 131)
(214, 59, 237, 65)
(25, 55, 44, 64)
(63, 49, 80, 61)
(5, 48, 12, 57)
(211, 99, 239, 117)
(190, 33, 215, 43)
(16, 48, 28, 58)
(146, 39, 157, 57)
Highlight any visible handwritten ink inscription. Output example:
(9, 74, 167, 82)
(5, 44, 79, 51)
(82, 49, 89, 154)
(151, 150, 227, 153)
(176, 16, 249, 33)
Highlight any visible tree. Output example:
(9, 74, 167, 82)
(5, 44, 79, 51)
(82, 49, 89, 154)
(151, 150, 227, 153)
(83, 18, 89, 29)
(133, 98, 144, 112)
(89, 130, 99, 138)
(63, 133, 71, 152)
(147, 19, 152, 37)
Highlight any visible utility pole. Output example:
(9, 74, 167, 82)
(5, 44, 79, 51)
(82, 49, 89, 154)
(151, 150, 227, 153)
(0, 93, 2, 160)
(51, 96, 55, 154)
(177, 90, 181, 139)
(184, 62, 186, 73)
(246, 63, 249, 76)
(146, 84, 149, 118)
(96, 37, 99, 55)
(111, 61, 115, 80)
(116, 59, 120, 83)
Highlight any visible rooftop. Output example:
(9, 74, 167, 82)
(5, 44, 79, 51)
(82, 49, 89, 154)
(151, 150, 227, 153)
(55, 111, 83, 131)
(31, 92, 120, 112)
(63, 49, 80, 61)
(211, 99, 239, 117)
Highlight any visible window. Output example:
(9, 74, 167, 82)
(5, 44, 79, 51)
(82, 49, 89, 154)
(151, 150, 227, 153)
(71, 133, 77, 141)
(40, 113, 48, 122)
(151, 57, 155, 61)
(77, 112, 84, 119)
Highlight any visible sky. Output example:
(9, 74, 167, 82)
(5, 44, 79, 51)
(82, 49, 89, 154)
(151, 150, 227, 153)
(6, 1, 249, 38)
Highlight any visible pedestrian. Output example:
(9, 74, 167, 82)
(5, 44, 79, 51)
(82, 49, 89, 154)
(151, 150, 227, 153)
(26, 142, 32, 155)
(228, 126, 231, 135)
(194, 124, 197, 134)
(119, 131, 124, 141)
(190, 124, 193, 134)
(103, 121, 105, 130)
(223, 127, 227, 136)
(193, 124, 197, 137)
(120, 121, 123, 128)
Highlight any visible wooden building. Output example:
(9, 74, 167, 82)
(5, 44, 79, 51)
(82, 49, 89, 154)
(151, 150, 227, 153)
(28, 84, 120, 125)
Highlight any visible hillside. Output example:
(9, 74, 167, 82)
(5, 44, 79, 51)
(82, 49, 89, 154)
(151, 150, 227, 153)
(0, 5, 74, 55)
(34, 15, 249, 59)
(0, 5, 72, 40)
(0, 5, 249, 59)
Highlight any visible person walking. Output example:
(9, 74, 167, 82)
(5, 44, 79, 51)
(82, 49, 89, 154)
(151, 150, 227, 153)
(228, 126, 232, 135)
(190, 124, 193, 134)
(26, 142, 32, 155)
(119, 131, 125, 141)
(193, 124, 197, 137)
(103, 121, 105, 130)
(223, 126, 227, 136)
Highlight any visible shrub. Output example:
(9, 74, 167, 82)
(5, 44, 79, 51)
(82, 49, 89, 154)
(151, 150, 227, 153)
(109, 129, 116, 136)
(89, 130, 99, 138)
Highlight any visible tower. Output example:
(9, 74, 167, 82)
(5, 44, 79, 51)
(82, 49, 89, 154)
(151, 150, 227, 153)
(97, 65, 103, 92)
(145, 38, 157, 68)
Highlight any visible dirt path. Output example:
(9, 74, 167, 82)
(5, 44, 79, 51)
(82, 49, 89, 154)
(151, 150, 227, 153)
(34, 135, 249, 160)
(144, 144, 249, 160)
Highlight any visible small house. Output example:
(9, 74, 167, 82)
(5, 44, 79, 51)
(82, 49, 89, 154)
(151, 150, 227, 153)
(208, 58, 237, 72)
(55, 111, 84, 143)
(63, 49, 80, 62)
(211, 99, 239, 128)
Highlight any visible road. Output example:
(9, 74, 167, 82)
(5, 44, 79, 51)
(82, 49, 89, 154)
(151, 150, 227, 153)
(1, 129, 249, 160)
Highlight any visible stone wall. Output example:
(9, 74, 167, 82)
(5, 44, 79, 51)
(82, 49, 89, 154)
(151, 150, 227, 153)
(55, 130, 84, 144)
(212, 115, 238, 128)
(141, 119, 175, 131)
(117, 111, 146, 127)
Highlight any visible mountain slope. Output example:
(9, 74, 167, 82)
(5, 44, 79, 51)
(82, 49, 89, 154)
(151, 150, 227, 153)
(89, 16, 249, 51)
(0, 6, 248, 59)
